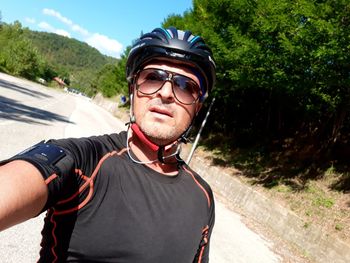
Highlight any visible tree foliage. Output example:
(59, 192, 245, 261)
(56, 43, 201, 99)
(23, 29, 119, 94)
(163, 0, 350, 162)
(91, 47, 129, 98)
(0, 21, 43, 80)
(0, 19, 123, 97)
(2, 2, 350, 166)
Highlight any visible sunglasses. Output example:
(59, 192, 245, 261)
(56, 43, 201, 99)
(135, 68, 202, 105)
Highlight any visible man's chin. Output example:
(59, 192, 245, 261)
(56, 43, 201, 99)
(140, 124, 177, 145)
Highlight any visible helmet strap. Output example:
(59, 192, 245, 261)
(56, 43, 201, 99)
(131, 123, 159, 152)
(126, 123, 183, 165)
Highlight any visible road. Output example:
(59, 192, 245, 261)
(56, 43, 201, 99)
(0, 73, 304, 262)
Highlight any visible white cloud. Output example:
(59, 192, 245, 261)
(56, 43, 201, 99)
(55, 29, 71, 38)
(71, 24, 89, 36)
(43, 8, 72, 26)
(41, 8, 122, 57)
(38, 21, 54, 31)
(38, 22, 71, 38)
(43, 8, 88, 36)
(25, 17, 36, 24)
(86, 33, 123, 58)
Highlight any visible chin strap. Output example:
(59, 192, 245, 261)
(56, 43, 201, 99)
(128, 122, 182, 164)
(131, 123, 159, 152)
(157, 146, 165, 163)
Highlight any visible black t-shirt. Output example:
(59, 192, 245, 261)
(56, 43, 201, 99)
(20, 131, 215, 262)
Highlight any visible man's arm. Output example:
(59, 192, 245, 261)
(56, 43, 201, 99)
(0, 160, 48, 231)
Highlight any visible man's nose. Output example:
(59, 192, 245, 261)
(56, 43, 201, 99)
(157, 80, 175, 101)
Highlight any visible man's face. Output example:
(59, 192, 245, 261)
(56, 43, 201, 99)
(132, 61, 202, 146)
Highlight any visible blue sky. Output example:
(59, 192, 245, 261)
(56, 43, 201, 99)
(1, 1, 193, 58)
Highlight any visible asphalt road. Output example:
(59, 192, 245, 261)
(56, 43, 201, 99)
(0, 73, 297, 262)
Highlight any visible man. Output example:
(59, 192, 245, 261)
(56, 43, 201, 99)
(0, 27, 216, 262)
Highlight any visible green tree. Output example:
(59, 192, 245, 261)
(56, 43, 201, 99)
(95, 64, 118, 97)
(91, 46, 129, 98)
(0, 21, 43, 80)
(4, 38, 42, 80)
(24, 30, 118, 94)
(163, 0, 350, 153)
(114, 47, 130, 96)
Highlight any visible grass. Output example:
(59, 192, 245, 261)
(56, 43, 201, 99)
(258, 170, 348, 242)
(335, 223, 344, 231)
(194, 139, 350, 244)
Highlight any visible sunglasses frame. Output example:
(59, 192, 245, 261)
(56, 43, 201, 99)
(134, 68, 202, 105)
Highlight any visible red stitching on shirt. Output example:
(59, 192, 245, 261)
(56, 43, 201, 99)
(45, 174, 58, 185)
(56, 169, 86, 205)
(49, 210, 58, 263)
(198, 225, 209, 263)
(183, 166, 211, 208)
(54, 176, 94, 215)
(53, 149, 127, 214)
(46, 149, 128, 261)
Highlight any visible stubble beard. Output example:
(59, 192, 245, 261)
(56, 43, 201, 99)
(138, 117, 180, 146)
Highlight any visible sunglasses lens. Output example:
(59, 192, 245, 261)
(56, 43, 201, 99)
(173, 76, 200, 104)
(137, 69, 166, 93)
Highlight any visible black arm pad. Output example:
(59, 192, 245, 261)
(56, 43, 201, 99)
(1, 141, 75, 212)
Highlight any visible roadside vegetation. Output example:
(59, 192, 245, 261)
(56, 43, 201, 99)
(1, 0, 349, 243)
(0, 14, 126, 97)
(163, 0, 350, 244)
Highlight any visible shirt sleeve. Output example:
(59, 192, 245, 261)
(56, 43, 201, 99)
(0, 137, 103, 212)
(194, 189, 216, 263)
(40, 137, 104, 211)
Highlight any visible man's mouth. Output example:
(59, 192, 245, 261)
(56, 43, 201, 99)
(149, 105, 173, 118)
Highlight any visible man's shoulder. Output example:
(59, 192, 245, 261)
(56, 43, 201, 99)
(183, 164, 213, 194)
(49, 131, 127, 152)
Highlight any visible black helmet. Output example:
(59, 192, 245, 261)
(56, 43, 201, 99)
(126, 27, 216, 100)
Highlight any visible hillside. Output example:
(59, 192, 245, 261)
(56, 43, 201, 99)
(24, 30, 119, 94)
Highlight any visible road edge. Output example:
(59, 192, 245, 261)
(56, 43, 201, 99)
(190, 155, 350, 263)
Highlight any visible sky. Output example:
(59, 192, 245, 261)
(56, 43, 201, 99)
(0, 0, 193, 58)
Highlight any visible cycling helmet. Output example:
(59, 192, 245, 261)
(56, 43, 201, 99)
(126, 27, 216, 101)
